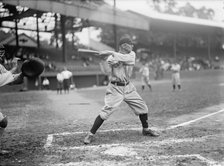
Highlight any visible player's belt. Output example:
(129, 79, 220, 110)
(111, 81, 129, 86)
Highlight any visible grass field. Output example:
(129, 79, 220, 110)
(0, 70, 224, 166)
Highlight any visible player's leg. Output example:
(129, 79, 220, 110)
(57, 82, 59, 94)
(146, 76, 152, 91)
(124, 83, 159, 137)
(148, 84, 152, 91)
(176, 73, 181, 90)
(141, 85, 145, 91)
(141, 77, 145, 91)
(84, 84, 124, 144)
(172, 74, 176, 91)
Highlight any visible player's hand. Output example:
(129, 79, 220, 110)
(99, 51, 114, 58)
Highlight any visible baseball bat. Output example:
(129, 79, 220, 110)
(78, 49, 99, 55)
(78, 49, 113, 58)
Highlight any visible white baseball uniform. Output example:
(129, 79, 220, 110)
(171, 63, 181, 85)
(99, 51, 148, 120)
(139, 65, 151, 86)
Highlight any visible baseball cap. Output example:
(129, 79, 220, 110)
(118, 37, 133, 46)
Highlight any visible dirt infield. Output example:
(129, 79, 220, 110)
(0, 70, 224, 166)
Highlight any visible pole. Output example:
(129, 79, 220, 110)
(113, 0, 117, 51)
(36, 13, 40, 48)
(208, 35, 211, 62)
(173, 35, 177, 59)
(15, 19, 19, 48)
(61, 15, 67, 63)
(55, 14, 59, 48)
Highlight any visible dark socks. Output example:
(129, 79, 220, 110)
(148, 84, 152, 91)
(173, 85, 175, 90)
(90, 115, 104, 134)
(178, 84, 181, 90)
(139, 113, 148, 128)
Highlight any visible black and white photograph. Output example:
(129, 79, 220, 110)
(0, 0, 224, 165)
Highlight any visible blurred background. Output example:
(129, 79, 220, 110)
(0, 0, 224, 91)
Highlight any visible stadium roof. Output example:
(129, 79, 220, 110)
(2, 0, 149, 31)
(149, 12, 224, 29)
(130, 11, 224, 34)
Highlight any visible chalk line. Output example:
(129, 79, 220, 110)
(168, 109, 224, 129)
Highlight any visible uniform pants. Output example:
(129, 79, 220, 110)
(100, 82, 148, 120)
(141, 76, 150, 86)
(172, 72, 180, 85)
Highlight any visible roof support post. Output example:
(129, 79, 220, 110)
(173, 34, 177, 59)
(55, 14, 59, 48)
(113, 0, 117, 51)
(207, 35, 211, 62)
(15, 19, 19, 48)
(36, 13, 40, 48)
(61, 15, 67, 63)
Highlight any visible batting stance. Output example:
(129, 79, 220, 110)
(0, 44, 23, 155)
(84, 37, 159, 144)
(139, 62, 152, 92)
(170, 60, 181, 91)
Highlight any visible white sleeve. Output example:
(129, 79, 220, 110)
(69, 71, 72, 78)
(0, 71, 15, 87)
(106, 55, 118, 66)
(112, 51, 135, 65)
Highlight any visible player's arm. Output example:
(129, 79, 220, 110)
(98, 51, 114, 60)
(112, 51, 135, 65)
(139, 67, 143, 73)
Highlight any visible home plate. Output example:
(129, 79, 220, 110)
(102, 146, 138, 157)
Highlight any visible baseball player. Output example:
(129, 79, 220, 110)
(83, 36, 159, 144)
(56, 71, 64, 94)
(61, 67, 72, 94)
(0, 44, 23, 155)
(170, 60, 181, 91)
(139, 62, 152, 92)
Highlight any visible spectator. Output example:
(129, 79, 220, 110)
(42, 77, 50, 90)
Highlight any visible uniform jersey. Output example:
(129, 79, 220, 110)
(42, 79, 49, 86)
(61, 70, 72, 79)
(139, 65, 149, 77)
(171, 63, 181, 85)
(171, 63, 181, 73)
(106, 51, 135, 83)
(56, 73, 64, 82)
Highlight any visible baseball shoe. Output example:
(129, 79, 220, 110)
(142, 128, 160, 137)
(84, 133, 94, 144)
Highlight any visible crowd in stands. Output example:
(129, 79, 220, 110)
(2, 46, 222, 78)
(137, 50, 224, 80)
